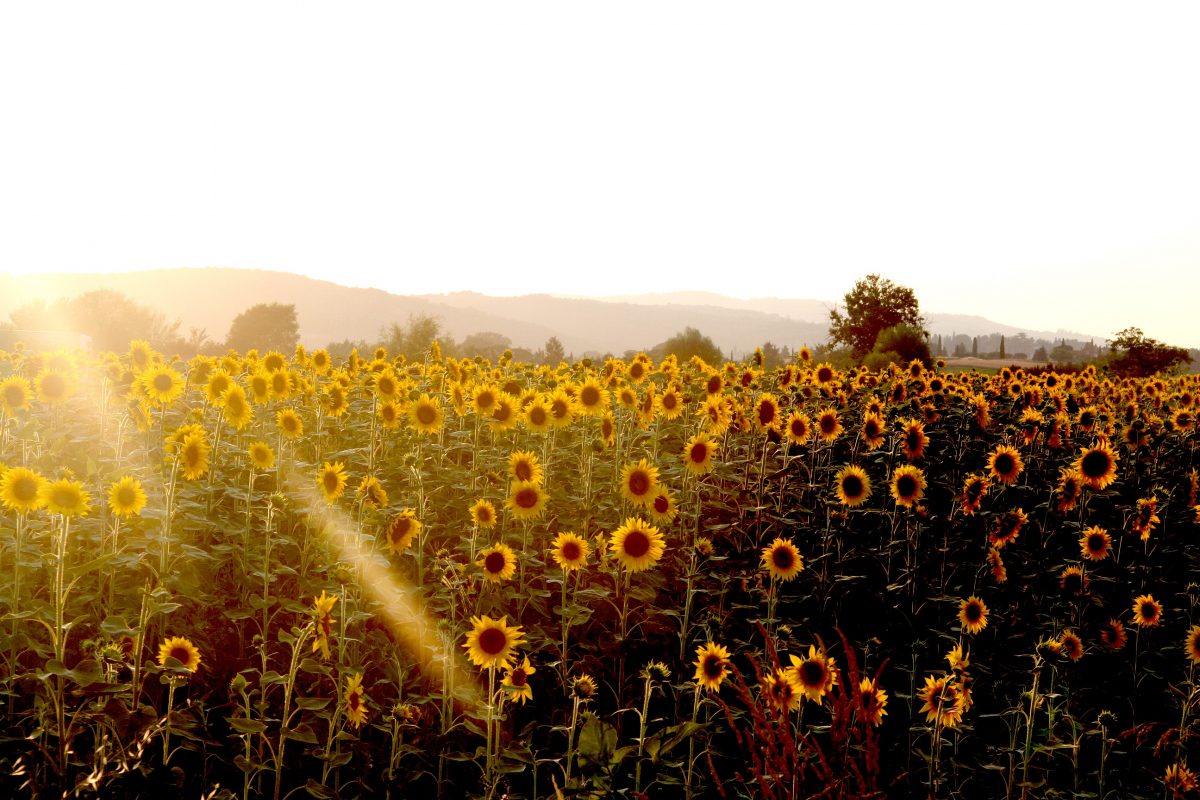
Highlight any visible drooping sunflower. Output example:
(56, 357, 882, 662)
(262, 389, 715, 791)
(987, 444, 1024, 485)
(357, 475, 388, 509)
(899, 418, 928, 461)
(1074, 441, 1119, 490)
(385, 509, 422, 554)
(1058, 630, 1084, 662)
(1099, 618, 1127, 651)
(107, 476, 147, 518)
(41, 478, 92, 517)
(316, 461, 349, 504)
(834, 465, 872, 508)
(550, 531, 590, 571)
(247, 441, 276, 472)
(1131, 496, 1161, 541)
(470, 498, 497, 529)
(815, 407, 843, 443)
(410, 393, 444, 435)
(276, 407, 304, 439)
(1060, 565, 1088, 596)
(506, 481, 548, 522)
(463, 614, 525, 670)
(761, 537, 804, 582)
(693, 642, 731, 693)
(175, 434, 208, 479)
(139, 365, 185, 407)
(1132, 594, 1162, 628)
(0, 375, 32, 416)
(787, 645, 838, 704)
(599, 412, 616, 448)
(762, 667, 802, 713)
(344, 672, 369, 728)
(571, 674, 598, 701)
(859, 412, 886, 450)
(501, 656, 536, 705)
(986, 546, 1007, 584)
(1184, 625, 1200, 664)
(859, 678, 888, 727)
(311, 590, 339, 660)
(784, 411, 812, 446)
(609, 517, 666, 572)
(477, 543, 518, 582)
(918, 675, 965, 728)
(508, 451, 544, 485)
(681, 433, 717, 475)
(889, 465, 926, 508)
(1055, 468, 1083, 513)
(960, 474, 988, 516)
(157, 636, 202, 672)
(1080, 526, 1111, 561)
(958, 596, 989, 635)
(989, 509, 1028, 549)
(1, 466, 46, 513)
(619, 458, 659, 507)
(647, 488, 679, 525)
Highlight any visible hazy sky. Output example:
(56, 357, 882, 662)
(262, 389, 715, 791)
(2, 3, 1199, 344)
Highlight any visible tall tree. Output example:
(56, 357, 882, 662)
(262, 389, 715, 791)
(652, 327, 723, 366)
(828, 274, 925, 360)
(226, 303, 300, 352)
(1106, 327, 1191, 377)
(543, 336, 566, 365)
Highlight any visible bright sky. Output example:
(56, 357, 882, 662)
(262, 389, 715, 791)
(2, 3, 1199, 345)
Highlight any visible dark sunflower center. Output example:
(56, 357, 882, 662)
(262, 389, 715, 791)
(820, 416, 837, 434)
(965, 604, 982, 621)
(897, 476, 918, 497)
(622, 529, 651, 558)
(1141, 603, 1158, 621)
(662, 394, 677, 410)
(842, 475, 864, 498)
(994, 454, 1014, 474)
(14, 477, 38, 502)
(494, 404, 512, 422)
(43, 375, 65, 396)
(654, 495, 670, 513)
(515, 462, 532, 481)
(417, 405, 437, 425)
(690, 443, 709, 464)
(509, 668, 527, 687)
(561, 541, 581, 561)
(758, 404, 776, 425)
(170, 647, 190, 663)
(324, 472, 340, 492)
(707, 376, 721, 394)
(484, 551, 506, 574)
(800, 660, 825, 686)
(117, 487, 136, 505)
(1080, 450, 1110, 478)
(478, 627, 507, 656)
(530, 407, 547, 425)
(865, 420, 880, 438)
(272, 374, 287, 392)
(772, 546, 794, 570)
(515, 488, 539, 509)
(551, 401, 569, 419)
(628, 472, 650, 496)
(1088, 534, 1106, 551)
(817, 367, 833, 383)
(349, 692, 361, 710)
(906, 431, 921, 451)
(4, 386, 23, 405)
(703, 655, 724, 679)
(580, 386, 600, 406)
(791, 421, 807, 438)
(154, 374, 173, 392)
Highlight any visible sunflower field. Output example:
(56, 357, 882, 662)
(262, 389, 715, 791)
(2, 341, 1200, 799)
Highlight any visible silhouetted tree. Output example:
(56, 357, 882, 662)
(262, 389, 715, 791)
(543, 336, 566, 365)
(828, 274, 925, 360)
(863, 323, 932, 369)
(1106, 327, 1191, 377)
(226, 303, 299, 352)
(652, 327, 723, 366)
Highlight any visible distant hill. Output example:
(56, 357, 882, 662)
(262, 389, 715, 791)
(1, 268, 1111, 356)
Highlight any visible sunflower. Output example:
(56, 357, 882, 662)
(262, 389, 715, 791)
(815, 407, 843, 442)
(659, 384, 685, 420)
(477, 543, 518, 582)
(35, 368, 75, 406)
(599, 412, 616, 448)
(899, 418, 928, 461)
(384, 509, 422, 554)
(311, 590, 338, 660)
(989, 509, 1027, 549)
(859, 412, 886, 450)
(787, 645, 838, 704)
(681, 433, 717, 475)
(541, 389, 573, 428)
(571, 674, 598, 700)
(41, 478, 92, 517)
(575, 377, 609, 416)
(698, 396, 732, 435)
(1080, 526, 1111, 561)
(344, 672, 369, 728)
(463, 614, 525, 670)
(462, 500, 495, 532)
(609, 517, 666, 572)
(918, 675, 965, 728)
(960, 474, 988, 516)
(1184, 625, 1200, 664)
(317, 461, 348, 504)
(859, 678, 888, 727)
(157, 636, 202, 672)
(508, 451, 544, 485)
(1, 466, 46, 513)
(1165, 763, 1199, 796)
(128, 339, 154, 371)
(247, 370, 271, 404)
(647, 487, 679, 525)
(175, 431, 208, 482)
(1100, 618, 1127, 651)
(986, 546, 1007, 584)
(506, 481, 548, 522)
(140, 365, 185, 407)
(889, 465, 926, 508)
(501, 656, 536, 705)
(0, 375, 32, 416)
(1058, 630, 1084, 661)
(1132, 594, 1162, 628)
(752, 394, 781, 433)
(522, 396, 552, 432)
(762, 668, 802, 713)
(761, 537, 804, 582)
(248, 441, 276, 472)
(1055, 468, 1083, 513)
(784, 411, 812, 446)
(987, 444, 1023, 485)
(693, 642, 731, 693)
(205, 369, 233, 405)
(619, 458, 659, 507)
(834, 465, 872, 508)
(377, 400, 404, 430)
(107, 476, 147, 517)
(219, 384, 254, 431)
(1131, 496, 1161, 541)
(410, 393, 444, 435)
(551, 531, 590, 571)
(484, 391, 517, 431)
(958, 596, 989, 635)
(1060, 565, 1088, 596)
(276, 407, 304, 439)
(1074, 441, 1119, 490)
(357, 475, 388, 509)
